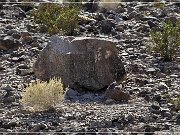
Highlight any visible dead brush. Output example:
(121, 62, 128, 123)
(21, 78, 64, 112)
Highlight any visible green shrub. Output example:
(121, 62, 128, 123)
(21, 78, 64, 112)
(32, 3, 80, 35)
(150, 21, 180, 61)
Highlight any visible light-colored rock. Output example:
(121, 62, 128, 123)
(34, 36, 125, 91)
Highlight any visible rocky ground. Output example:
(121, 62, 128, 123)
(0, 0, 180, 134)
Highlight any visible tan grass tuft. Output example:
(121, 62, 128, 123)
(21, 78, 64, 112)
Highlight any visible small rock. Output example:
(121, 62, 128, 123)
(162, 111, 172, 119)
(141, 16, 159, 22)
(0, 36, 22, 50)
(164, 122, 171, 130)
(0, 36, 21, 50)
(175, 114, 180, 125)
(20, 36, 33, 44)
(65, 88, 78, 99)
(2, 84, 14, 91)
(144, 125, 155, 135)
(30, 41, 40, 47)
(6, 25, 14, 30)
(136, 24, 150, 33)
(146, 68, 156, 74)
(0, 90, 7, 99)
(135, 78, 149, 87)
(21, 31, 31, 38)
(104, 82, 130, 101)
(8, 57, 24, 62)
(7, 29, 19, 36)
(17, 64, 29, 69)
(12, 33, 21, 39)
(142, 115, 150, 122)
(100, 19, 115, 34)
(128, 11, 138, 19)
(2, 121, 18, 129)
(127, 6, 135, 14)
(0, 66, 6, 71)
(158, 82, 169, 90)
(59, 117, 66, 124)
(170, 74, 179, 78)
(116, 6, 126, 13)
(144, 95, 151, 102)
(151, 102, 160, 110)
(0, 11, 5, 16)
(148, 20, 158, 28)
(126, 114, 135, 123)
(150, 102, 161, 114)
(16, 68, 34, 76)
(153, 94, 166, 103)
(31, 124, 42, 132)
(3, 96, 15, 103)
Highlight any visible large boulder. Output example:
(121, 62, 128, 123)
(34, 36, 125, 91)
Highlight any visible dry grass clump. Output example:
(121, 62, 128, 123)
(99, 0, 120, 10)
(21, 78, 64, 112)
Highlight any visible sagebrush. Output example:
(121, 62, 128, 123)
(21, 78, 64, 111)
(150, 21, 180, 61)
(32, 3, 80, 35)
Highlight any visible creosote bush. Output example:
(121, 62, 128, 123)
(21, 78, 64, 112)
(150, 21, 180, 61)
(32, 3, 80, 35)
